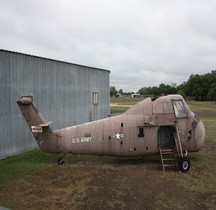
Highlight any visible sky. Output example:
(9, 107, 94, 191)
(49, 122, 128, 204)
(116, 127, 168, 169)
(1, 0, 216, 92)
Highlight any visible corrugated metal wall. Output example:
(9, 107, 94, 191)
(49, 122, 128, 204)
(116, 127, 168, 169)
(0, 50, 110, 159)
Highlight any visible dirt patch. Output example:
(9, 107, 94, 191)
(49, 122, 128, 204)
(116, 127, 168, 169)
(0, 150, 215, 210)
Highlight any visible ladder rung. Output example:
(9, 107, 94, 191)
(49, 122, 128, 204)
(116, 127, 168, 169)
(159, 146, 177, 172)
(160, 148, 173, 151)
(162, 158, 175, 161)
(161, 152, 174, 155)
(163, 164, 176, 167)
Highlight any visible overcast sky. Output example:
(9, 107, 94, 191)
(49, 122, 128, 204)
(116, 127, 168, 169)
(1, 0, 216, 92)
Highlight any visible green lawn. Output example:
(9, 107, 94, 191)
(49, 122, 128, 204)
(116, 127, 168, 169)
(0, 150, 59, 183)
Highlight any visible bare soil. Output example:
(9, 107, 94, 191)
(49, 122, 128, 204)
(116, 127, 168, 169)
(0, 147, 216, 210)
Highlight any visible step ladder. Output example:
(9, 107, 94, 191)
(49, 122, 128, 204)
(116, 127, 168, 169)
(159, 148, 177, 173)
(173, 127, 183, 157)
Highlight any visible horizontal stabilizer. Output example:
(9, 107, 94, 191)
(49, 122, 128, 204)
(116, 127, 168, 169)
(31, 121, 53, 133)
(39, 121, 53, 127)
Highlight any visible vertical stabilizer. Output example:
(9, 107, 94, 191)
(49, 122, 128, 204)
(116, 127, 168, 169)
(17, 96, 57, 152)
(17, 96, 47, 128)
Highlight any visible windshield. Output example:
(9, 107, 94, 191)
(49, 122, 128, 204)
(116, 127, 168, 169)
(172, 100, 188, 118)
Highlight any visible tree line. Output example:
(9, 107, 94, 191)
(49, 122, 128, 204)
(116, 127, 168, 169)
(110, 70, 216, 101)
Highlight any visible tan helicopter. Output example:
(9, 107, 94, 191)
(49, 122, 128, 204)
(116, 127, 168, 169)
(17, 94, 205, 173)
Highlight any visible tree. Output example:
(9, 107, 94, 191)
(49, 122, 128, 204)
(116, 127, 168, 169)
(177, 90, 186, 98)
(182, 70, 216, 101)
(110, 86, 117, 97)
(138, 87, 149, 95)
(177, 82, 187, 96)
(119, 89, 124, 95)
(185, 74, 203, 100)
(207, 82, 216, 101)
(151, 86, 159, 96)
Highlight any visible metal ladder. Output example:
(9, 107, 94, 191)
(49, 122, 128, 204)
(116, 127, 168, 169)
(159, 126, 185, 172)
(159, 147, 177, 173)
(173, 127, 183, 157)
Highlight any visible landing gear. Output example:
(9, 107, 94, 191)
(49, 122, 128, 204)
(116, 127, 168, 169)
(58, 157, 65, 165)
(58, 152, 71, 165)
(178, 156, 190, 173)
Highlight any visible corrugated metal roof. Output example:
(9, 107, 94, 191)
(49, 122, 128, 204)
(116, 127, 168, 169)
(0, 49, 110, 73)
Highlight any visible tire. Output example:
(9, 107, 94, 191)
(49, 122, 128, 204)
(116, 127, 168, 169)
(179, 156, 190, 173)
(58, 157, 65, 165)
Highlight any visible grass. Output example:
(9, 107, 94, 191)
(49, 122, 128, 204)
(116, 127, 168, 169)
(110, 106, 128, 115)
(202, 120, 216, 145)
(0, 150, 59, 183)
(178, 149, 216, 194)
(111, 97, 216, 113)
(187, 100, 216, 113)
(110, 97, 143, 114)
(110, 96, 144, 105)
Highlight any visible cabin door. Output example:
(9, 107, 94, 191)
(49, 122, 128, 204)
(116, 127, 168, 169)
(157, 126, 175, 148)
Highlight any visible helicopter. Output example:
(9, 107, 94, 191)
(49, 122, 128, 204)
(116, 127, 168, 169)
(17, 94, 205, 173)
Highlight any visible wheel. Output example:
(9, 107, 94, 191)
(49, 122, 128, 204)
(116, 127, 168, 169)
(58, 157, 65, 165)
(178, 156, 190, 173)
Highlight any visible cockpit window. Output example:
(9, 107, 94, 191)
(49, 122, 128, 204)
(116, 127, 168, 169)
(172, 100, 187, 118)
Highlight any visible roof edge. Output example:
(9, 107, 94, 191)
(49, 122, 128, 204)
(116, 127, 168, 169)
(0, 49, 110, 73)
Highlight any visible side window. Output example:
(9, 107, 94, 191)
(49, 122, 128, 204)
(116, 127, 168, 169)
(138, 127, 144, 138)
(172, 100, 187, 118)
(92, 92, 98, 105)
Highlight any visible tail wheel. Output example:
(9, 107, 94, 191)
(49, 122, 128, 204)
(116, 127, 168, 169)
(179, 156, 190, 173)
(58, 157, 65, 165)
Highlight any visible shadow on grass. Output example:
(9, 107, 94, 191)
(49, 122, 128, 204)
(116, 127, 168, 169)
(66, 154, 162, 171)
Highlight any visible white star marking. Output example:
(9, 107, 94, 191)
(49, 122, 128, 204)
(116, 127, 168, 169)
(113, 132, 124, 140)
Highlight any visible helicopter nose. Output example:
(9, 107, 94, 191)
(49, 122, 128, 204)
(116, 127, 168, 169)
(194, 120, 205, 151)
